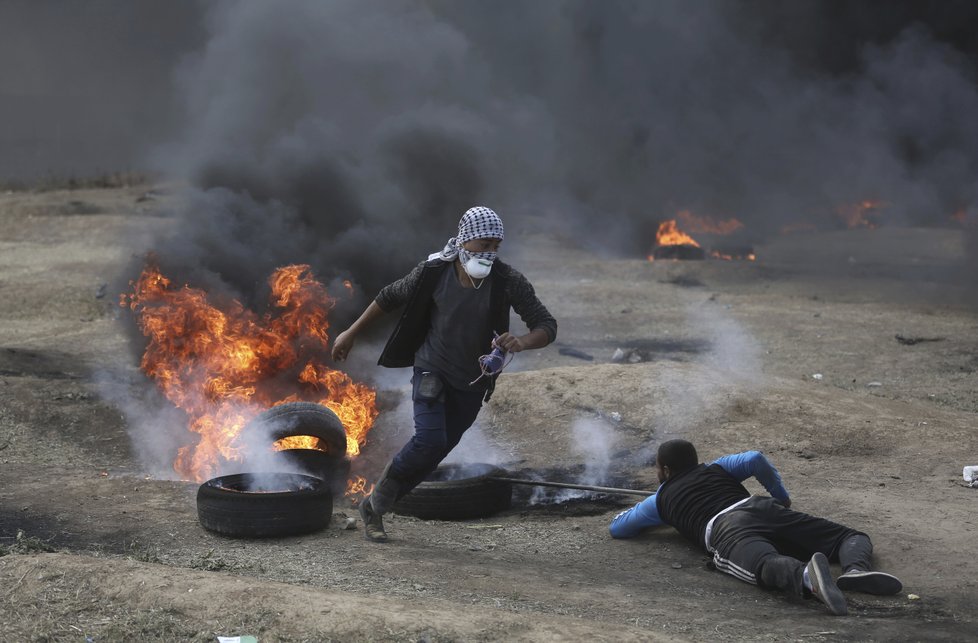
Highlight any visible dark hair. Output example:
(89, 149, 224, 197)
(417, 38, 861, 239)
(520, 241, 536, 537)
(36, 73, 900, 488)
(656, 439, 698, 473)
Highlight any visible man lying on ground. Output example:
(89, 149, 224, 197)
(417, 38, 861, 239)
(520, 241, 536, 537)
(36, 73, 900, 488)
(609, 439, 903, 616)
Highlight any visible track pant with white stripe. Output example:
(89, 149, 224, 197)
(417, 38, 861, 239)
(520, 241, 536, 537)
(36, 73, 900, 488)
(708, 496, 872, 597)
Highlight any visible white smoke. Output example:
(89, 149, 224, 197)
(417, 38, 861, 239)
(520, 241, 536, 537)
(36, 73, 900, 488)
(688, 297, 763, 388)
(93, 366, 320, 482)
(94, 368, 188, 480)
(529, 415, 617, 504)
(630, 291, 765, 466)
(442, 421, 509, 467)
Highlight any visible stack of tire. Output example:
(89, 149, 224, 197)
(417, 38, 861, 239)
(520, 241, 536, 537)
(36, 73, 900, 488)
(196, 402, 347, 538)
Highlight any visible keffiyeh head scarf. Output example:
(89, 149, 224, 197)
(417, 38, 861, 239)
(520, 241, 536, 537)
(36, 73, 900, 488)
(433, 206, 505, 261)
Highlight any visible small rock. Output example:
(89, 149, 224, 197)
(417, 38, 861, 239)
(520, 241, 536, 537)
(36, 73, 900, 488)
(343, 517, 357, 530)
(671, 562, 682, 569)
(812, 373, 823, 381)
(866, 381, 882, 388)
(908, 593, 920, 601)
(611, 348, 626, 362)
(95, 283, 107, 299)
(609, 411, 622, 422)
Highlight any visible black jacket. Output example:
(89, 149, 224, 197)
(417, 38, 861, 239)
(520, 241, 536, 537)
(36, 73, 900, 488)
(375, 258, 557, 388)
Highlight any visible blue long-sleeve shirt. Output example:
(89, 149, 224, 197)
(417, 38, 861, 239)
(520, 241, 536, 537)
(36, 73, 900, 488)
(609, 451, 790, 539)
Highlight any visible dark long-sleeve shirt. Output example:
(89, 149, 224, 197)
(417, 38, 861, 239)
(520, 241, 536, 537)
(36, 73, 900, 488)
(375, 260, 557, 343)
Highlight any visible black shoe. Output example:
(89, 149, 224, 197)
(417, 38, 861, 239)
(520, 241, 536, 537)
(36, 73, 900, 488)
(807, 553, 847, 616)
(837, 570, 903, 595)
(358, 496, 388, 543)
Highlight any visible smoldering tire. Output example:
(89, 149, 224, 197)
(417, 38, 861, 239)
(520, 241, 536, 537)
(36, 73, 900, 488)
(392, 463, 512, 520)
(196, 472, 333, 538)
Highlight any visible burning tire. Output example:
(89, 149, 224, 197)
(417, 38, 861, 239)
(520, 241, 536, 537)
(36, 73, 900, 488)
(248, 402, 348, 457)
(392, 463, 512, 520)
(242, 402, 351, 495)
(196, 472, 332, 538)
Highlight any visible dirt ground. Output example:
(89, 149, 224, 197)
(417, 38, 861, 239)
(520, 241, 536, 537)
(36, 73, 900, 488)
(1, 185, 976, 642)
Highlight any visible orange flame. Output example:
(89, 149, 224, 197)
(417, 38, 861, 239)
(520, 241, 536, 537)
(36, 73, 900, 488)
(121, 262, 378, 482)
(655, 220, 701, 247)
(677, 210, 744, 235)
(345, 474, 374, 498)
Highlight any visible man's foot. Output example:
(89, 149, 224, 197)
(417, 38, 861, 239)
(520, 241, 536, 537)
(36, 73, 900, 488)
(837, 570, 903, 595)
(806, 553, 848, 616)
(358, 496, 388, 543)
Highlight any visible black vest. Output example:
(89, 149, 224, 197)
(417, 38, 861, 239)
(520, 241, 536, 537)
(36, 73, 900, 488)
(655, 463, 750, 549)
(377, 258, 511, 370)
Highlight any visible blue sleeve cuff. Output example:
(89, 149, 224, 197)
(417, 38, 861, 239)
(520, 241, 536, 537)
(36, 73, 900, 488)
(609, 494, 663, 538)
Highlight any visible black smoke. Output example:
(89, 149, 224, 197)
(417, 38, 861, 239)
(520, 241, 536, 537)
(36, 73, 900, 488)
(4, 1, 977, 304)
(0, 0, 203, 181)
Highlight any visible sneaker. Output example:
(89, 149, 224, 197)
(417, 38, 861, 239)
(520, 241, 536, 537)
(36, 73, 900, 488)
(837, 570, 903, 595)
(806, 553, 847, 616)
(358, 496, 388, 543)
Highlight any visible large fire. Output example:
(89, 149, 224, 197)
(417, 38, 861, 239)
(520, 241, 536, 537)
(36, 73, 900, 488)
(121, 262, 378, 484)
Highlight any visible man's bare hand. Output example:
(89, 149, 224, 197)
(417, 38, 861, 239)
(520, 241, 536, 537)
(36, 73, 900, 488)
(494, 332, 524, 353)
(331, 329, 356, 361)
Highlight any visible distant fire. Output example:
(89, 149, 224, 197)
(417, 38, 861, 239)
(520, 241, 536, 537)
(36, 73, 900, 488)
(655, 220, 700, 248)
(650, 216, 754, 262)
(121, 262, 378, 487)
(836, 200, 885, 229)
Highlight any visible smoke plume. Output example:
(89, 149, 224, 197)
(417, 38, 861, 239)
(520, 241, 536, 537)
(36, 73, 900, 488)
(3, 0, 973, 302)
(97, 0, 978, 307)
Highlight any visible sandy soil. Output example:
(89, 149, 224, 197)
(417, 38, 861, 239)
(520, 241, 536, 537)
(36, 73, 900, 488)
(1, 185, 976, 641)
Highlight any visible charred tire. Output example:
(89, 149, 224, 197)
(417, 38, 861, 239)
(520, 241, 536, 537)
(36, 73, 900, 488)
(277, 448, 351, 496)
(245, 402, 348, 458)
(197, 472, 332, 538)
(392, 463, 512, 520)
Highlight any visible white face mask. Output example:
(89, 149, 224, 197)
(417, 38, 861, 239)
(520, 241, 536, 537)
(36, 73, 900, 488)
(460, 249, 496, 279)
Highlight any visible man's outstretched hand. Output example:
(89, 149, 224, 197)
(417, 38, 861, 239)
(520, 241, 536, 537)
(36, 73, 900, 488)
(331, 329, 355, 361)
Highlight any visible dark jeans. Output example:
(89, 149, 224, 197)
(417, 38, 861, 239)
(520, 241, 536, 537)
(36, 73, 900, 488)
(388, 368, 484, 500)
(709, 496, 872, 597)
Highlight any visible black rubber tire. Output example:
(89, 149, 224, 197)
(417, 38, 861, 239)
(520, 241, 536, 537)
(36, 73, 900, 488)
(197, 472, 332, 538)
(392, 463, 512, 520)
(244, 402, 348, 458)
